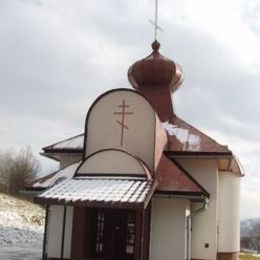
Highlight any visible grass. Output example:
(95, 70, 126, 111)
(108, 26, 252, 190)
(240, 254, 260, 260)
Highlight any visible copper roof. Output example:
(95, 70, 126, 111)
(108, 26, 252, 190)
(42, 115, 230, 155)
(35, 178, 156, 209)
(128, 41, 183, 93)
(27, 154, 209, 197)
(165, 116, 231, 154)
(155, 155, 209, 197)
(128, 41, 183, 121)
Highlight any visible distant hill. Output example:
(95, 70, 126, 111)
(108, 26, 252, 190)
(241, 218, 260, 237)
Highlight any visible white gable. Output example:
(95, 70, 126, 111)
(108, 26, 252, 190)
(84, 89, 167, 171)
(77, 149, 150, 177)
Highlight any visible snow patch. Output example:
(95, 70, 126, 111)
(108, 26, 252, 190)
(33, 162, 80, 188)
(162, 121, 201, 151)
(0, 193, 44, 247)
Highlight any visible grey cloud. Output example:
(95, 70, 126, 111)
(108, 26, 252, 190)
(162, 25, 260, 145)
(241, 0, 260, 35)
(1, 1, 259, 151)
(0, 0, 259, 218)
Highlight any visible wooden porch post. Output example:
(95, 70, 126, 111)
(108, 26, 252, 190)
(134, 209, 142, 260)
(70, 207, 92, 259)
(134, 208, 148, 260)
(144, 203, 152, 260)
(140, 209, 146, 260)
(60, 206, 67, 259)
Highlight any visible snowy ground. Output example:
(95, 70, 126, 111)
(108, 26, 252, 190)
(0, 193, 45, 260)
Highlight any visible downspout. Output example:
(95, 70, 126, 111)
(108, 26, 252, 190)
(186, 198, 209, 260)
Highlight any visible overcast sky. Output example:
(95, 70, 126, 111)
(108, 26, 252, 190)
(0, 0, 259, 219)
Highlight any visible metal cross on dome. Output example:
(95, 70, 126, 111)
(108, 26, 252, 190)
(149, 0, 163, 40)
(113, 100, 133, 146)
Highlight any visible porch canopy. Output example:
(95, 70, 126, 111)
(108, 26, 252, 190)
(35, 177, 156, 210)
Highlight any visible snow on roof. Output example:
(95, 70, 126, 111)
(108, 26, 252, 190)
(42, 117, 230, 155)
(166, 116, 231, 154)
(35, 178, 155, 209)
(43, 134, 84, 151)
(28, 162, 80, 189)
(162, 121, 201, 151)
(27, 155, 210, 196)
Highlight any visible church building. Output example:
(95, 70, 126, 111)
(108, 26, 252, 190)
(31, 40, 243, 260)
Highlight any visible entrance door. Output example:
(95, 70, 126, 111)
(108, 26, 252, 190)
(92, 209, 135, 260)
(104, 210, 127, 259)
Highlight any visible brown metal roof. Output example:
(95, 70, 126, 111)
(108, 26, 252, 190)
(42, 115, 230, 156)
(155, 155, 209, 197)
(34, 178, 156, 209)
(27, 154, 209, 198)
(165, 115, 231, 154)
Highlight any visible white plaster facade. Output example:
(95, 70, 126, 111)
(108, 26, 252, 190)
(150, 197, 190, 260)
(46, 205, 64, 258)
(46, 205, 73, 259)
(177, 159, 219, 260)
(218, 171, 240, 253)
(59, 154, 81, 169)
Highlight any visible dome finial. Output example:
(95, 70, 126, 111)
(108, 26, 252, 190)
(152, 40, 160, 52)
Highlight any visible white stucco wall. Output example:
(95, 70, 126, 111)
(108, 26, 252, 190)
(63, 206, 74, 258)
(218, 171, 240, 252)
(150, 197, 189, 260)
(177, 158, 218, 260)
(46, 205, 74, 259)
(47, 205, 64, 258)
(59, 154, 81, 169)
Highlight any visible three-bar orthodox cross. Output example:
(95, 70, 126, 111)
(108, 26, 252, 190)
(149, 0, 163, 40)
(113, 100, 133, 146)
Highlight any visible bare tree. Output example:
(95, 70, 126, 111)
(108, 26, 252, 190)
(252, 222, 260, 253)
(0, 147, 40, 194)
(241, 221, 260, 252)
(0, 151, 14, 192)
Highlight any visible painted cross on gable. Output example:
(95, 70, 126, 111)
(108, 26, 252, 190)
(113, 100, 133, 146)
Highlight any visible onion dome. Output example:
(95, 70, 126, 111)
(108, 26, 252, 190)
(128, 40, 184, 121)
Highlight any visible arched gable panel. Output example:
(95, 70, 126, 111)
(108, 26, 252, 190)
(84, 89, 167, 170)
(76, 149, 150, 178)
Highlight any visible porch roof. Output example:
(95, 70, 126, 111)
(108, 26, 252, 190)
(35, 177, 156, 210)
